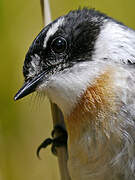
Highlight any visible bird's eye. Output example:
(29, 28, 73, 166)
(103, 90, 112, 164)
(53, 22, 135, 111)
(51, 37, 67, 53)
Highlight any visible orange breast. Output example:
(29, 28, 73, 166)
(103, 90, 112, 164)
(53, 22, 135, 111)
(65, 68, 117, 143)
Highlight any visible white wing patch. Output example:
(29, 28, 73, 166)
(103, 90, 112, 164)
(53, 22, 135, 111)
(43, 17, 65, 48)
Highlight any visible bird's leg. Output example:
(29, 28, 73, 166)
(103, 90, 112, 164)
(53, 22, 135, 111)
(36, 125, 68, 158)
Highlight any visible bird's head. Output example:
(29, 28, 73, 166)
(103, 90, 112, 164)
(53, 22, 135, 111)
(14, 8, 135, 116)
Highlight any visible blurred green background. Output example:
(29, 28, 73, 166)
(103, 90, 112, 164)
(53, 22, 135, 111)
(0, 0, 135, 179)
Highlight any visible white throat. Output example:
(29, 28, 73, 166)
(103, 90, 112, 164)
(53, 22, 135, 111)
(42, 61, 108, 116)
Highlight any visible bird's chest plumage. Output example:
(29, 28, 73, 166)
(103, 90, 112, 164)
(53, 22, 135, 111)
(67, 136, 122, 180)
(47, 64, 135, 179)
(65, 70, 126, 180)
(67, 131, 124, 180)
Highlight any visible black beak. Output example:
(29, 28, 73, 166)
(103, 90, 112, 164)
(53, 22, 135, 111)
(14, 71, 46, 101)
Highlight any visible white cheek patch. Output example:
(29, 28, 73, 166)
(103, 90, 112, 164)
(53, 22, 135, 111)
(43, 17, 65, 48)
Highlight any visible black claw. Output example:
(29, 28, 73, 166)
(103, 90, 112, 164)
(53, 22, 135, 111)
(37, 125, 68, 159)
(51, 125, 67, 137)
(51, 134, 68, 155)
(53, 134, 67, 147)
(36, 138, 53, 159)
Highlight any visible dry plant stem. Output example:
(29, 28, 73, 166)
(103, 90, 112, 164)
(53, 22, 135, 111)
(51, 103, 71, 180)
(40, 0, 44, 21)
(40, 1, 71, 179)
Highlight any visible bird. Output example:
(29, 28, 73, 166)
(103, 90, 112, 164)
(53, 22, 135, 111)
(14, 8, 135, 180)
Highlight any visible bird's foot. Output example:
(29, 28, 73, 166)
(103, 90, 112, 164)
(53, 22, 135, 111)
(36, 125, 67, 158)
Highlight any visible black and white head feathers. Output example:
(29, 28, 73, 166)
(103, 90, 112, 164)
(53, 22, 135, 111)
(15, 8, 135, 102)
(23, 9, 108, 80)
